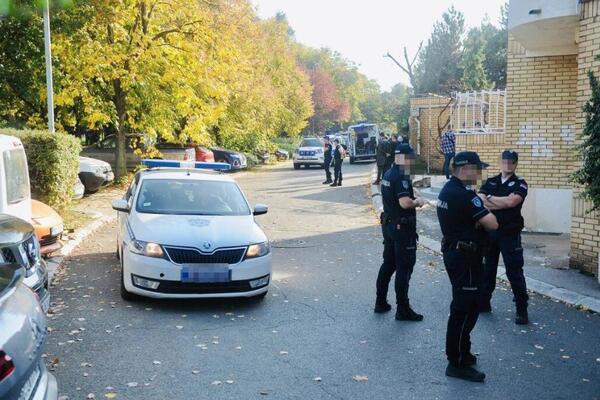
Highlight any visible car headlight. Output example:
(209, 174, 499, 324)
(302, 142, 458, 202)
(128, 240, 165, 258)
(50, 224, 63, 237)
(315, 148, 323, 154)
(245, 242, 270, 259)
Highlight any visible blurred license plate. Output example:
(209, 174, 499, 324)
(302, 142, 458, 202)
(18, 365, 40, 400)
(181, 264, 230, 283)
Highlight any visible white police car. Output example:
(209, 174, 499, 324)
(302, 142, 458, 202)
(112, 160, 271, 300)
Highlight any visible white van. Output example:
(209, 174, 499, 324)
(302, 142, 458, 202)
(0, 135, 31, 221)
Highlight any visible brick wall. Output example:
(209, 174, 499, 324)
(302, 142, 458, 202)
(570, 2, 600, 274)
(505, 35, 578, 189)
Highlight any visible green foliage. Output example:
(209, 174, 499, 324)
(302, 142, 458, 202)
(461, 27, 491, 90)
(573, 68, 600, 212)
(1, 128, 80, 210)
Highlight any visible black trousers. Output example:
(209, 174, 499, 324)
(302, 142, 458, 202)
(323, 160, 332, 182)
(443, 248, 483, 366)
(376, 165, 385, 182)
(483, 231, 528, 310)
(376, 222, 417, 305)
(333, 161, 343, 183)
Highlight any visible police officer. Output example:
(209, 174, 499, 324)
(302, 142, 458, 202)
(478, 150, 529, 324)
(374, 143, 425, 321)
(437, 151, 498, 382)
(330, 139, 344, 187)
(322, 136, 333, 185)
(374, 132, 389, 185)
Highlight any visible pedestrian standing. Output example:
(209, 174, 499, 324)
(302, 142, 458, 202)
(436, 151, 498, 383)
(322, 137, 333, 185)
(384, 135, 398, 172)
(330, 139, 344, 187)
(374, 132, 389, 185)
(375, 143, 425, 321)
(478, 150, 529, 324)
(441, 130, 456, 179)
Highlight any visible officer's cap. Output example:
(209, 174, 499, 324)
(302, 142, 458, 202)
(395, 143, 415, 156)
(452, 151, 489, 169)
(502, 149, 518, 162)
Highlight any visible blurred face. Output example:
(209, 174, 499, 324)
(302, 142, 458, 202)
(458, 164, 483, 185)
(395, 154, 415, 168)
(500, 158, 517, 175)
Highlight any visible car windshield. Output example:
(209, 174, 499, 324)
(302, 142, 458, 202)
(136, 179, 250, 216)
(3, 148, 30, 204)
(300, 139, 321, 147)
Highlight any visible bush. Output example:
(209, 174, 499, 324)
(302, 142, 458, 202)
(243, 152, 259, 169)
(1, 128, 81, 210)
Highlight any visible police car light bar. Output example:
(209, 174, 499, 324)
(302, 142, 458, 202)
(141, 159, 231, 171)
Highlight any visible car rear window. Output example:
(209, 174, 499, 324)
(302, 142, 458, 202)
(136, 179, 251, 216)
(301, 139, 321, 147)
(3, 149, 30, 204)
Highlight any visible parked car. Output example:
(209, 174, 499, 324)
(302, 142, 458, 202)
(0, 214, 49, 313)
(0, 134, 31, 221)
(73, 177, 84, 200)
(211, 148, 247, 170)
(275, 149, 289, 161)
(0, 263, 58, 400)
(79, 156, 114, 193)
(80, 134, 196, 172)
(187, 145, 215, 163)
(292, 137, 325, 169)
(31, 200, 63, 257)
(112, 160, 271, 300)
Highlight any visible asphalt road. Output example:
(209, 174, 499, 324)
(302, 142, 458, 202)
(45, 161, 600, 400)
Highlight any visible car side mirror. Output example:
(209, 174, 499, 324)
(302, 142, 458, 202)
(253, 204, 268, 216)
(112, 199, 130, 213)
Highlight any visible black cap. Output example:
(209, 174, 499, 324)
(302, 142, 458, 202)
(395, 143, 415, 155)
(453, 151, 489, 169)
(502, 149, 518, 162)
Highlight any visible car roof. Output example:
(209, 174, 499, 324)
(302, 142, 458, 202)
(138, 168, 235, 183)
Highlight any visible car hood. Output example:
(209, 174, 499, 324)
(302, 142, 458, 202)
(297, 146, 322, 151)
(130, 213, 266, 249)
(80, 156, 110, 168)
(31, 200, 63, 232)
(0, 214, 34, 245)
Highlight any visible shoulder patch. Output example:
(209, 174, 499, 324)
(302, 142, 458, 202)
(508, 181, 515, 187)
(520, 183, 528, 190)
(471, 197, 483, 208)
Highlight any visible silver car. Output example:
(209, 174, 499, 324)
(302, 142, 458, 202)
(0, 263, 58, 400)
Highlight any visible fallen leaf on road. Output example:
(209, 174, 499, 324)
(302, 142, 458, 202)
(152, 361, 161, 365)
(313, 377, 322, 382)
(126, 382, 138, 388)
(225, 380, 234, 384)
(279, 351, 288, 355)
(104, 394, 117, 399)
(352, 375, 368, 382)
(176, 326, 183, 330)
(211, 381, 222, 386)
(534, 345, 544, 350)
(86, 394, 95, 399)
(192, 370, 200, 375)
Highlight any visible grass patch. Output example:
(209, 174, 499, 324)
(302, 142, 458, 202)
(61, 208, 94, 233)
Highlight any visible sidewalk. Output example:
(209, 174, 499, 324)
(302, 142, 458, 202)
(369, 168, 600, 313)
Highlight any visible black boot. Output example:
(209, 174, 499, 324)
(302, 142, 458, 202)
(374, 299, 392, 313)
(330, 181, 338, 187)
(460, 353, 477, 367)
(515, 305, 529, 325)
(322, 180, 332, 184)
(395, 304, 423, 321)
(445, 363, 485, 383)
(337, 181, 342, 186)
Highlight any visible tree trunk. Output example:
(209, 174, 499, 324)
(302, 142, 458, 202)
(113, 78, 127, 179)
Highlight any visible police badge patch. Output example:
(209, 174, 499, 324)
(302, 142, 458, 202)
(471, 197, 483, 208)
(402, 180, 409, 189)
(508, 181, 515, 187)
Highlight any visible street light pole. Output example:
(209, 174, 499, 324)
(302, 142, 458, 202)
(43, 0, 55, 133)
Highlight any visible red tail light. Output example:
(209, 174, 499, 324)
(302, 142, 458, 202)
(0, 351, 15, 381)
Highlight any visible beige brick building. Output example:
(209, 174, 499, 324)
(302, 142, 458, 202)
(409, 0, 600, 277)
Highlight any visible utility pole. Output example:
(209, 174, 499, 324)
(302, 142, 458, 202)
(43, 0, 55, 133)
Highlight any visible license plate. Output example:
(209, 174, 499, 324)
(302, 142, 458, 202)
(18, 365, 40, 400)
(181, 264, 230, 283)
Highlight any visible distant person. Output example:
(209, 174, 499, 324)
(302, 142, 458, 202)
(322, 137, 333, 185)
(330, 139, 345, 187)
(374, 132, 390, 185)
(384, 135, 398, 172)
(478, 150, 529, 325)
(441, 130, 456, 179)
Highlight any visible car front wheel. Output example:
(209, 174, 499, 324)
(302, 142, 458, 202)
(293, 163, 300, 170)
(120, 256, 138, 302)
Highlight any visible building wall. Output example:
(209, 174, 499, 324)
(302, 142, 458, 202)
(570, 1, 600, 275)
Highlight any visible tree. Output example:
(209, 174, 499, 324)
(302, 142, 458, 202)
(461, 27, 490, 90)
(573, 66, 600, 212)
(384, 43, 422, 91)
(483, 3, 508, 89)
(414, 6, 465, 94)
(306, 68, 350, 133)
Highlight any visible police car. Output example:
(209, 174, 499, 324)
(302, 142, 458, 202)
(112, 160, 271, 300)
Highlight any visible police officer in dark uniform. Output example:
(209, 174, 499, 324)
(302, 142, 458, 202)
(437, 151, 498, 382)
(478, 150, 529, 324)
(330, 139, 344, 187)
(322, 136, 333, 185)
(374, 143, 425, 321)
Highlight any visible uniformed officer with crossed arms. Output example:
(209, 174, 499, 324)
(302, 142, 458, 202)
(437, 151, 498, 382)
(374, 143, 425, 321)
(478, 150, 529, 324)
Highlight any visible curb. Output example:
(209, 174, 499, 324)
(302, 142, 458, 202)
(368, 166, 600, 314)
(47, 212, 116, 284)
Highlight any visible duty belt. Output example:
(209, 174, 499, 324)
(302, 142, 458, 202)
(380, 213, 416, 226)
(441, 238, 479, 253)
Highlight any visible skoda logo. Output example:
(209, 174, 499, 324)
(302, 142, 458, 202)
(202, 242, 211, 250)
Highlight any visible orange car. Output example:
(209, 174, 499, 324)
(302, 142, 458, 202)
(31, 199, 64, 256)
